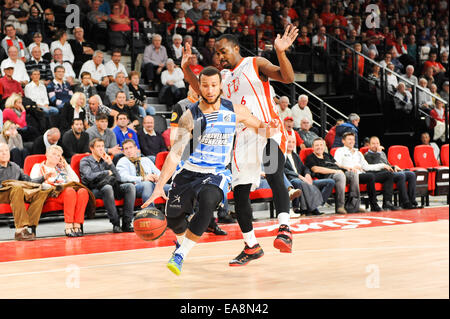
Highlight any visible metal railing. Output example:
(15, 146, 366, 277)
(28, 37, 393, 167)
(325, 33, 449, 141)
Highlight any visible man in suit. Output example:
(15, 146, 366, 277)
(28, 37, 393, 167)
(31, 127, 61, 155)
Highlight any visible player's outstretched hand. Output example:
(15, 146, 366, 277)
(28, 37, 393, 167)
(274, 24, 299, 53)
(141, 185, 169, 208)
(181, 42, 195, 70)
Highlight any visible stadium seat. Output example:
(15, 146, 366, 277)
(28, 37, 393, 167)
(155, 151, 169, 170)
(359, 146, 369, 154)
(227, 188, 275, 218)
(23, 154, 46, 175)
(330, 147, 338, 157)
(441, 144, 449, 166)
(387, 145, 430, 204)
(70, 153, 91, 180)
(299, 148, 313, 163)
(414, 145, 449, 196)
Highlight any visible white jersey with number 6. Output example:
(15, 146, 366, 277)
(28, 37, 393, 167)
(220, 57, 287, 190)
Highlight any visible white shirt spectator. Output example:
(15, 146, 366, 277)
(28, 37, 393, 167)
(50, 61, 76, 82)
(291, 104, 313, 129)
(1, 58, 30, 83)
(24, 81, 50, 107)
(79, 60, 107, 83)
(277, 105, 293, 121)
(28, 42, 50, 58)
(386, 72, 398, 92)
(161, 67, 185, 88)
(50, 40, 75, 64)
(104, 60, 128, 79)
(418, 87, 434, 108)
(334, 146, 386, 174)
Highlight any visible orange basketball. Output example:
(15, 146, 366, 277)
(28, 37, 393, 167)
(133, 208, 167, 241)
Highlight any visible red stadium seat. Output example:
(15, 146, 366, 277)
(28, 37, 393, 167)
(299, 148, 313, 163)
(359, 146, 369, 154)
(23, 154, 46, 175)
(155, 151, 169, 170)
(70, 153, 91, 180)
(414, 145, 449, 196)
(387, 145, 430, 203)
(441, 144, 449, 167)
(330, 147, 338, 157)
(387, 146, 414, 169)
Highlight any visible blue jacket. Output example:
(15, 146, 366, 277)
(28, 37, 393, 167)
(332, 122, 359, 149)
(112, 126, 141, 150)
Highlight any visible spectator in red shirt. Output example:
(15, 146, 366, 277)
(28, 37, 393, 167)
(284, 116, 305, 153)
(155, 0, 174, 24)
(197, 9, 212, 36)
(259, 15, 275, 40)
(188, 54, 203, 76)
(320, 3, 335, 26)
(345, 43, 365, 77)
(0, 63, 24, 102)
(422, 52, 446, 76)
(296, 26, 311, 49)
(168, 9, 195, 36)
(325, 119, 345, 150)
(335, 8, 348, 27)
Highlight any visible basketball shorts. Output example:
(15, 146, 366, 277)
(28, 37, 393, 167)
(231, 127, 283, 191)
(165, 169, 230, 218)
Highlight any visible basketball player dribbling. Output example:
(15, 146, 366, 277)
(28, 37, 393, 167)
(141, 67, 279, 275)
(181, 25, 299, 266)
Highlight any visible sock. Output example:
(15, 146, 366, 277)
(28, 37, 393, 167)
(175, 236, 196, 259)
(175, 234, 184, 245)
(277, 212, 290, 227)
(242, 230, 258, 248)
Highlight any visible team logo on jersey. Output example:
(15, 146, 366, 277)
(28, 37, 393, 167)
(226, 77, 240, 98)
(171, 113, 178, 122)
(224, 114, 232, 122)
(171, 195, 181, 204)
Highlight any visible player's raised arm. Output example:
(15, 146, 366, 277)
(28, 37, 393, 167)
(181, 42, 201, 95)
(257, 24, 298, 83)
(142, 110, 194, 208)
(234, 103, 279, 138)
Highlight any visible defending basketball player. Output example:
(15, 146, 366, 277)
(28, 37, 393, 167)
(181, 25, 299, 265)
(141, 67, 278, 275)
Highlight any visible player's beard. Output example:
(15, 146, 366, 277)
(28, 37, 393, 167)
(201, 90, 222, 105)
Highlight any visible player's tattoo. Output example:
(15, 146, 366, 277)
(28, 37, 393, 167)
(171, 110, 194, 159)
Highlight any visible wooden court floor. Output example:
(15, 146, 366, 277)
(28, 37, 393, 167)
(0, 219, 447, 299)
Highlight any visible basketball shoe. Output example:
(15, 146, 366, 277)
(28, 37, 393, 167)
(273, 224, 293, 253)
(229, 243, 264, 266)
(167, 253, 184, 276)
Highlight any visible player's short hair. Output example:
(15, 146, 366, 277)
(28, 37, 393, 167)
(217, 34, 239, 47)
(199, 66, 222, 82)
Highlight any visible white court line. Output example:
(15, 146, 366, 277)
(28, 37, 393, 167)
(0, 244, 447, 279)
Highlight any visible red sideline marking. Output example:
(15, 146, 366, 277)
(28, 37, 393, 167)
(0, 207, 448, 263)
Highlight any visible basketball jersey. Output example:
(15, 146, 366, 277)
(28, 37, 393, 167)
(220, 56, 287, 153)
(180, 99, 236, 175)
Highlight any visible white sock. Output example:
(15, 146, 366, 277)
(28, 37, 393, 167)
(175, 236, 196, 259)
(175, 234, 184, 245)
(242, 230, 258, 248)
(277, 212, 290, 227)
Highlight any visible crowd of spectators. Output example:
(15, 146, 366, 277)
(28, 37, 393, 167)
(0, 0, 448, 241)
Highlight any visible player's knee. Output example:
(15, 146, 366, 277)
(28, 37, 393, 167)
(167, 215, 188, 235)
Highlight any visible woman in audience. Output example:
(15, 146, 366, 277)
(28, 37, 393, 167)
(128, 71, 155, 116)
(0, 120, 28, 168)
(29, 145, 89, 237)
(60, 92, 87, 133)
(50, 30, 75, 64)
(2, 93, 32, 140)
(109, 2, 132, 49)
(159, 58, 186, 106)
